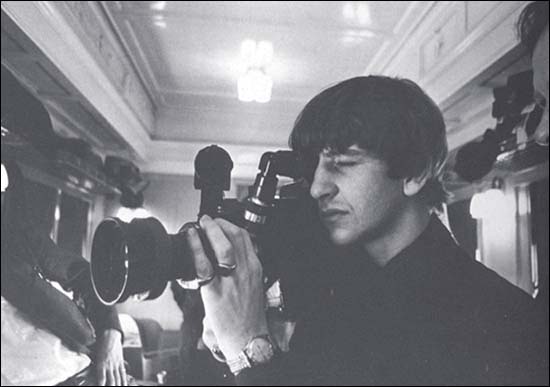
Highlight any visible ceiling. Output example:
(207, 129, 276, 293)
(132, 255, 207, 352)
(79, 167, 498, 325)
(102, 1, 413, 146)
(1, 1, 532, 180)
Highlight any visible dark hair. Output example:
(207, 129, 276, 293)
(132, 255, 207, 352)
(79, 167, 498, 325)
(517, 1, 549, 54)
(290, 76, 448, 208)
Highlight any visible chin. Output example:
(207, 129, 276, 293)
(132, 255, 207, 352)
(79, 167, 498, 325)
(328, 228, 359, 246)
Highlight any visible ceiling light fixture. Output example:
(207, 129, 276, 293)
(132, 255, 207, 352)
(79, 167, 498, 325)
(153, 14, 167, 28)
(238, 39, 273, 103)
(356, 2, 372, 26)
(342, 2, 372, 26)
(343, 3, 355, 19)
(151, 1, 167, 11)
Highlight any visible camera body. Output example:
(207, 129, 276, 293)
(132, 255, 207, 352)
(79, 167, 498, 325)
(91, 146, 332, 318)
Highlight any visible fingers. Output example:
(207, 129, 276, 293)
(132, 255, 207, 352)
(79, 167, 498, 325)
(120, 365, 128, 386)
(105, 367, 113, 386)
(115, 367, 122, 386)
(199, 215, 239, 269)
(242, 226, 261, 269)
(190, 215, 260, 290)
(103, 363, 126, 386)
(186, 225, 215, 282)
(97, 366, 106, 386)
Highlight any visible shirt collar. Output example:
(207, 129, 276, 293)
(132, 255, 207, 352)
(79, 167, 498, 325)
(382, 214, 456, 275)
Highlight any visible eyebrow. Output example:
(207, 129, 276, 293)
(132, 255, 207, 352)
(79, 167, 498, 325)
(321, 145, 368, 156)
(322, 148, 368, 158)
(343, 149, 368, 156)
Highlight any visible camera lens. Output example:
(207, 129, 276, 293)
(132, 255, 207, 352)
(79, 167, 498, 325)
(91, 219, 128, 306)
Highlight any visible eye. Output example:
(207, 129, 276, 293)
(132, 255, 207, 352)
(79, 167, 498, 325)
(335, 161, 356, 167)
(333, 159, 357, 168)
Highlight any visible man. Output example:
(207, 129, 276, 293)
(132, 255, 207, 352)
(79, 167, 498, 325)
(1, 157, 128, 386)
(197, 73, 547, 385)
(518, 1, 549, 146)
(188, 74, 548, 385)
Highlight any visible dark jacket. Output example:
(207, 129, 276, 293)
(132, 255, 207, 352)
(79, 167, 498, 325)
(237, 217, 548, 385)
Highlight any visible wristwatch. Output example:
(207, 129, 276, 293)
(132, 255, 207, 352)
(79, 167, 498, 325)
(226, 334, 276, 375)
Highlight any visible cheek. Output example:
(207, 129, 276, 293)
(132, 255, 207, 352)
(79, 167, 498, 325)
(348, 172, 404, 225)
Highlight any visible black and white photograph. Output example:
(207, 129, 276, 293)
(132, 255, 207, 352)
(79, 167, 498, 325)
(1, 1, 548, 385)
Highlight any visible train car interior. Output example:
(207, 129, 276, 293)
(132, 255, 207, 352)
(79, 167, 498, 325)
(1, 2, 548, 386)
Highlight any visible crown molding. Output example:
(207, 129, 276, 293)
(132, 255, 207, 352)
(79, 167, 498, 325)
(2, 1, 152, 160)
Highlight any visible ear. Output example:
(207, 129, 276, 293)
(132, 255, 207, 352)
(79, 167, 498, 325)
(403, 174, 429, 197)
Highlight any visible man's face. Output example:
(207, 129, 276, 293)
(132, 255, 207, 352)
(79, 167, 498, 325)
(309, 145, 406, 246)
(532, 25, 549, 145)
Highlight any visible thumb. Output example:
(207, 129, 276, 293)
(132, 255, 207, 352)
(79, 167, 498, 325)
(202, 316, 225, 362)
(202, 316, 218, 351)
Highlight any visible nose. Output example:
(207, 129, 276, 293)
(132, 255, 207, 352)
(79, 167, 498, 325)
(310, 163, 337, 202)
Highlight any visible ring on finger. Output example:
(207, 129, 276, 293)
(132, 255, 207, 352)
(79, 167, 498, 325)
(216, 262, 237, 276)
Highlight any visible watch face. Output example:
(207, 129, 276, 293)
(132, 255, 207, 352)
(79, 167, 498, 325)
(246, 337, 275, 365)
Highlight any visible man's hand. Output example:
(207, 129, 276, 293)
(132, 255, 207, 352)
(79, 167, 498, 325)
(188, 215, 269, 360)
(201, 316, 226, 362)
(95, 329, 127, 386)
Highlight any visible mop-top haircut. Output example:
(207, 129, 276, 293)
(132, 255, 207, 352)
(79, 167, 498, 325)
(290, 75, 448, 208)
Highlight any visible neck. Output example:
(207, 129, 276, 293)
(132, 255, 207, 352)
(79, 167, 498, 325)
(362, 204, 431, 267)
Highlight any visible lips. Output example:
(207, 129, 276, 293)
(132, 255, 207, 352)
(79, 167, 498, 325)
(320, 208, 348, 222)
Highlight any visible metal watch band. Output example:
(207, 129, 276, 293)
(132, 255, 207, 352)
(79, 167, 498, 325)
(226, 334, 275, 375)
(227, 351, 252, 375)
